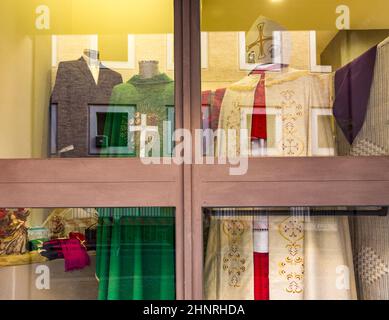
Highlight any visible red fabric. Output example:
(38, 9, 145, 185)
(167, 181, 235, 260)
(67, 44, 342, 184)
(254, 252, 269, 300)
(60, 239, 90, 272)
(201, 90, 211, 106)
(211, 88, 226, 131)
(251, 71, 267, 140)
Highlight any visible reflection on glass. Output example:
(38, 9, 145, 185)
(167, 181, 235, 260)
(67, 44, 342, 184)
(203, 207, 389, 300)
(200, 0, 389, 158)
(0, 0, 175, 159)
(0, 207, 176, 300)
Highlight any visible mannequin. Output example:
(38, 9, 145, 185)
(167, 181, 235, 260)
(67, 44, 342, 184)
(138, 60, 160, 79)
(83, 49, 100, 84)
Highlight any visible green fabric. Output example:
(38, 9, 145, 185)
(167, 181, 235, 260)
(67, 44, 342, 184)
(96, 208, 176, 300)
(103, 74, 175, 157)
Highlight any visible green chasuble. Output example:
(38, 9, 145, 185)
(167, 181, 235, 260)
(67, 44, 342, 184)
(103, 74, 175, 157)
(96, 208, 176, 300)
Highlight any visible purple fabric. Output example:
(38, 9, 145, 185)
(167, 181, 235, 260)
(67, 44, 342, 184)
(333, 45, 377, 144)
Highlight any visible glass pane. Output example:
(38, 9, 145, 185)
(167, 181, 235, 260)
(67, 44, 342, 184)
(0, 0, 175, 158)
(0, 207, 176, 300)
(200, 0, 389, 158)
(203, 206, 388, 300)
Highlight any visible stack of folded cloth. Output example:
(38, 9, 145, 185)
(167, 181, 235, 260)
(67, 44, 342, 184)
(40, 233, 90, 272)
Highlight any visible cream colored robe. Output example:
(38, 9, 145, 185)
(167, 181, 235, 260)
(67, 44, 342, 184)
(338, 38, 389, 300)
(207, 69, 356, 300)
(204, 214, 254, 300)
(262, 69, 356, 300)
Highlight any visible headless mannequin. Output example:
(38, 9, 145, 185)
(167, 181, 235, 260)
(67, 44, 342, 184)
(138, 60, 160, 79)
(83, 49, 100, 84)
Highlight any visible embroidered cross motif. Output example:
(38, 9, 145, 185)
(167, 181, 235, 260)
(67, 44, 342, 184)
(246, 22, 273, 59)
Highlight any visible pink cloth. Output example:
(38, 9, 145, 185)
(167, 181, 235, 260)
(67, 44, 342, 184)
(60, 239, 90, 272)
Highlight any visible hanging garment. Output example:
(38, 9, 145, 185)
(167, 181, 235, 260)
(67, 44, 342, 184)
(107, 74, 175, 157)
(204, 211, 254, 300)
(337, 38, 389, 300)
(0, 208, 30, 256)
(216, 74, 261, 157)
(51, 57, 123, 157)
(269, 214, 305, 300)
(303, 215, 357, 300)
(217, 68, 336, 157)
(96, 208, 175, 300)
(269, 211, 357, 300)
(344, 38, 389, 156)
(333, 45, 377, 145)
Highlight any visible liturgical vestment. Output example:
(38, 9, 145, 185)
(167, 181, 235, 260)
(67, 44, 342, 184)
(336, 37, 389, 300)
(205, 68, 357, 300)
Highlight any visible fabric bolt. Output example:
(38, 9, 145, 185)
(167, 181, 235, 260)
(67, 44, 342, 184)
(333, 45, 377, 144)
(51, 57, 123, 157)
(96, 208, 175, 300)
(106, 74, 175, 157)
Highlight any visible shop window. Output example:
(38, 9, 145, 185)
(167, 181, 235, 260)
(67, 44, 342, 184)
(0, 207, 176, 300)
(203, 207, 389, 300)
(200, 0, 389, 159)
(0, 0, 175, 159)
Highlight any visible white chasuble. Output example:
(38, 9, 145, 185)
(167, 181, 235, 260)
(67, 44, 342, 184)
(265, 70, 356, 300)
(304, 216, 357, 300)
(269, 215, 305, 300)
(204, 215, 254, 300)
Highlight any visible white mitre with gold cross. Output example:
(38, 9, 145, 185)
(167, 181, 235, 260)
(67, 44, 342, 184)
(245, 16, 291, 66)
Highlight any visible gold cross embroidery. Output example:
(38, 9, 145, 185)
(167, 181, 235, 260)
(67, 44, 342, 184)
(246, 22, 273, 59)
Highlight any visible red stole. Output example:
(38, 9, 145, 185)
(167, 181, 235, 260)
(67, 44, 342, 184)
(253, 216, 269, 300)
(251, 71, 267, 140)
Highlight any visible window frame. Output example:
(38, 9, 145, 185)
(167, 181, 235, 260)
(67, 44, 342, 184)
(1, 0, 389, 300)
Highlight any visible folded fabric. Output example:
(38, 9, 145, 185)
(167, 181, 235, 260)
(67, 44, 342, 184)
(60, 239, 90, 272)
(40, 238, 90, 272)
(40, 240, 64, 260)
(333, 45, 377, 144)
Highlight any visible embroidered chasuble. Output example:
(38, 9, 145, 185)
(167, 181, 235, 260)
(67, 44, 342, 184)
(269, 213, 357, 300)
(217, 68, 336, 157)
(336, 38, 389, 300)
(204, 213, 254, 300)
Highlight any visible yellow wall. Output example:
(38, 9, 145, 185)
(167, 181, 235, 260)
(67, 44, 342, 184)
(0, 1, 33, 158)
